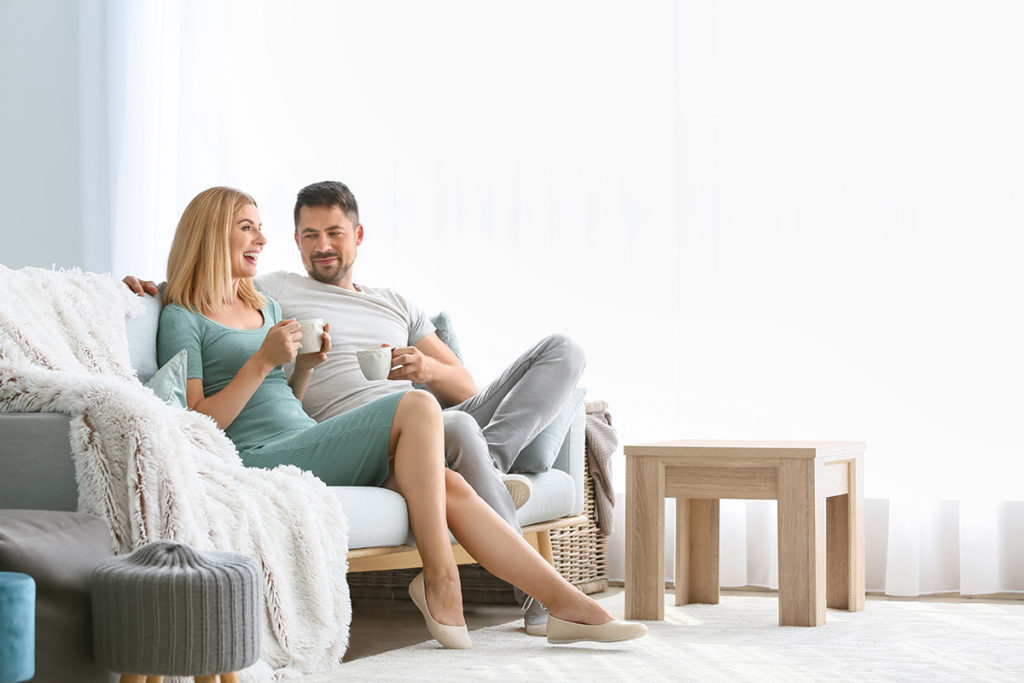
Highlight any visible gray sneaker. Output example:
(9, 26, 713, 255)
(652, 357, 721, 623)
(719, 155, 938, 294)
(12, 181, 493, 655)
(522, 594, 548, 636)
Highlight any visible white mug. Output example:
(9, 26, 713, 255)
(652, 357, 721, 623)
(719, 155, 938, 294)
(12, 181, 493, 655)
(356, 346, 392, 381)
(297, 318, 325, 354)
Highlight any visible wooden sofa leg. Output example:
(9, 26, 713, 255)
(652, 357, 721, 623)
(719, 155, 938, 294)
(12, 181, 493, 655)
(537, 529, 554, 566)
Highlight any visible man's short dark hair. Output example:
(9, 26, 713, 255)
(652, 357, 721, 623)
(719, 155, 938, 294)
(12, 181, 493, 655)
(294, 181, 360, 229)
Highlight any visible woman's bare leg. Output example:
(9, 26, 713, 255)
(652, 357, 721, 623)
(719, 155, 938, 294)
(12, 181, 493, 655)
(443, 470, 615, 625)
(382, 390, 464, 626)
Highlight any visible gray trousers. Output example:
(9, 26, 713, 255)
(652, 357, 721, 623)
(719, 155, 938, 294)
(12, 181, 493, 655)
(441, 334, 585, 605)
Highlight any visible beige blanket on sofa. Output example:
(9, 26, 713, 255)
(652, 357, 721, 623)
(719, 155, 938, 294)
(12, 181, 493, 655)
(0, 265, 352, 680)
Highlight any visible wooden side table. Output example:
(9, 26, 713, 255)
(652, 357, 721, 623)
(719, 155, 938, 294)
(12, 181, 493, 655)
(624, 440, 865, 626)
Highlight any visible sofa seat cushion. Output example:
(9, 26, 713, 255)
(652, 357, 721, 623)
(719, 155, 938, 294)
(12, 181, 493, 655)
(331, 466, 577, 551)
(0, 510, 116, 683)
(330, 486, 411, 550)
(515, 469, 577, 527)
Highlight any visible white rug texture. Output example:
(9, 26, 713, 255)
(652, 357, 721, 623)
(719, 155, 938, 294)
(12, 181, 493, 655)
(311, 592, 1024, 682)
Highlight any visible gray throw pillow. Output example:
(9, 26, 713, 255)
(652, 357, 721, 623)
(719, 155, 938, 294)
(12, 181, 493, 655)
(512, 386, 587, 473)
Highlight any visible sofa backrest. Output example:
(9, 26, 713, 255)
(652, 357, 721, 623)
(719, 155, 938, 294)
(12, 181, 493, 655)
(124, 293, 163, 384)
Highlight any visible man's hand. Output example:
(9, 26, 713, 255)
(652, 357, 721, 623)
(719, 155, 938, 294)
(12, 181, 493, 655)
(388, 345, 439, 383)
(123, 275, 159, 296)
(256, 319, 302, 368)
(294, 323, 332, 372)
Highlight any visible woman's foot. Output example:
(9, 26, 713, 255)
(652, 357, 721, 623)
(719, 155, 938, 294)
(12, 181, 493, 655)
(408, 572, 472, 649)
(546, 591, 615, 626)
(544, 590, 647, 644)
(546, 615, 648, 645)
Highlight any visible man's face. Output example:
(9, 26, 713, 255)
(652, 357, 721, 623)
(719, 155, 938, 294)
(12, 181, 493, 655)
(294, 205, 363, 287)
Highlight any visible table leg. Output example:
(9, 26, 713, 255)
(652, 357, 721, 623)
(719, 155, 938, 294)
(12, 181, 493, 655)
(777, 458, 826, 626)
(626, 456, 665, 620)
(676, 498, 719, 605)
(826, 459, 865, 611)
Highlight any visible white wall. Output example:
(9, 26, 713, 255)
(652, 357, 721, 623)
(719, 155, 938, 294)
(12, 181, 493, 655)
(0, 0, 90, 270)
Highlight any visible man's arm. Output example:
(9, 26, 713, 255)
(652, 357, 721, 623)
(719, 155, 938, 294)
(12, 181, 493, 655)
(388, 332, 477, 406)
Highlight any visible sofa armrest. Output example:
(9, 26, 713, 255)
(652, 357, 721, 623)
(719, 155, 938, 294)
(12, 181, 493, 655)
(550, 399, 586, 516)
(0, 413, 78, 511)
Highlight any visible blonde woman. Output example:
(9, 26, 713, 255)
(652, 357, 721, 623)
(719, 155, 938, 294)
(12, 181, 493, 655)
(157, 186, 646, 649)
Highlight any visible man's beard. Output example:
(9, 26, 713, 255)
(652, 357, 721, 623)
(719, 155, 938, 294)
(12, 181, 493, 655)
(308, 251, 350, 285)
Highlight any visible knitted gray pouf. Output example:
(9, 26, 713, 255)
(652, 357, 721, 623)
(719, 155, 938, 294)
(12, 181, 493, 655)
(91, 541, 261, 678)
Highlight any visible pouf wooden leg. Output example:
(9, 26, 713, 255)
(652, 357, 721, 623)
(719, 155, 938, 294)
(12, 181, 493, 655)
(221, 673, 240, 683)
(195, 676, 218, 683)
(119, 675, 146, 683)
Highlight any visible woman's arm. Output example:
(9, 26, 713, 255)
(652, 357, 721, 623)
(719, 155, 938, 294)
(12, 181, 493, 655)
(287, 323, 332, 402)
(186, 319, 302, 429)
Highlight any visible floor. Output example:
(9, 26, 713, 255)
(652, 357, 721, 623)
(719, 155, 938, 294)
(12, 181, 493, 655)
(343, 587, 617, 661)
(343, 584, 1024, 662)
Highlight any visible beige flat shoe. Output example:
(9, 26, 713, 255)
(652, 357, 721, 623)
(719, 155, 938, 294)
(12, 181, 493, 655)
(408, 572, 472, 650)
(546, 615, 648, 645)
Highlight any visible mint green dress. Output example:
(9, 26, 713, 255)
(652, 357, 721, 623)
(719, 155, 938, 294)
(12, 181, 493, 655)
(157, 298, 404, 486)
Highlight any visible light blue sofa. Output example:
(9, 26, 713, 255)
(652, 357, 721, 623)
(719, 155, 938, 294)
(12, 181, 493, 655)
(0, 289, 587, 558)
(0, 284, 587, 683)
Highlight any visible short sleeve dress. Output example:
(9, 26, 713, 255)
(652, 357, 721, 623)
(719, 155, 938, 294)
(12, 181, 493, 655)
(157, 298, 405, 486)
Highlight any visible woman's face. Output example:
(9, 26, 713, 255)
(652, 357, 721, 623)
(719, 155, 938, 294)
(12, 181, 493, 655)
(228, 204, 266, 279)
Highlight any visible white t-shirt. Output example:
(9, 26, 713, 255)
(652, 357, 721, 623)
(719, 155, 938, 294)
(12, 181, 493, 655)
(256, 271, 435, 421)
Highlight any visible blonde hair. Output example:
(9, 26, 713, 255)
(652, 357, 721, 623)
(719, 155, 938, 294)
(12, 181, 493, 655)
(163, 186, 266, 313)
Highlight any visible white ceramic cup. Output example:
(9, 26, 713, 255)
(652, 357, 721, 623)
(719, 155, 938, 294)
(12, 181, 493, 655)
(356, 346, 393, 381)
(297, 318, 325, 354)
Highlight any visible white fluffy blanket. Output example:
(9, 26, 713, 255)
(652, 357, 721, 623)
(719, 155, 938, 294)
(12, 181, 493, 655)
(0, 266, 351, 680)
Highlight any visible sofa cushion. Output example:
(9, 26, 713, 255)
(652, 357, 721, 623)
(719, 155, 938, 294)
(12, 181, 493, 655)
(125, 292, 162, 384)
(143, 348, 188, 408)
(0, 511, 116, 683)
(0, 414, 77, 511)
(512, 387, 587, 473)
(330, 486, 411, 549)
(514, 468, 578, 527)
(430, 311, 462, 361)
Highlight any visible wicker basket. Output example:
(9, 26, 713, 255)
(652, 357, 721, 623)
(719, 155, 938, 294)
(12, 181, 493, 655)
(348, 455, 609, 603)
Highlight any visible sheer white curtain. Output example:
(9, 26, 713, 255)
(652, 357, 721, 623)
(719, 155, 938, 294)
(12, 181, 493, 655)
(90, 0, 1023, 597)
(616, 0, 1024, 597)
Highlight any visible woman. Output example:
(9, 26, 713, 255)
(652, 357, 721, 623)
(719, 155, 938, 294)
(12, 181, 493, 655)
(157, 186, 646, 649)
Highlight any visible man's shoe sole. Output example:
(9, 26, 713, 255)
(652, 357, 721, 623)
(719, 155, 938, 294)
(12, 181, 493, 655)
(502, 474, 533, 510)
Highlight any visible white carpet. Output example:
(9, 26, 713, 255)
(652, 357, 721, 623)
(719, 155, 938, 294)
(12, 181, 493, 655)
(304, 592, 1024, 681)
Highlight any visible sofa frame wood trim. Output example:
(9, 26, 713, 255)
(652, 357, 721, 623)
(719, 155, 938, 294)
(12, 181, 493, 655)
(346, 514, 588, 573)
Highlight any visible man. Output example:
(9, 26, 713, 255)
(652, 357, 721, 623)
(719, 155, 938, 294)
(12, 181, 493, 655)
(127, 180, 585, 635)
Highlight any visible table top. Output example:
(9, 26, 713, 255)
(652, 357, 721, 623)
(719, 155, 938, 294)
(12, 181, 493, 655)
(624, 439, 864, 460)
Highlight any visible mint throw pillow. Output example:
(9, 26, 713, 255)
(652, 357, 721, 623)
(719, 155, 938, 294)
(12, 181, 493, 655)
(430, 311, 462, 361)
(414, 312, 462, 393)
(144, 348, 188, 409)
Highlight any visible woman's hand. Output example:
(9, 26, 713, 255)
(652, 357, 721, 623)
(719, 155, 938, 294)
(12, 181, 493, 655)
(294, 323, 332, 372)
(257, 319, 303, 368)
